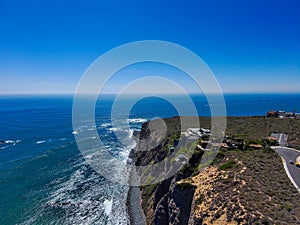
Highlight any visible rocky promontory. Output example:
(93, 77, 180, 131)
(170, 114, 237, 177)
(131, 116, 300, 225)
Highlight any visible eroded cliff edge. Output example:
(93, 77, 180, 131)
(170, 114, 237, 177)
(130, 116, 300, 225)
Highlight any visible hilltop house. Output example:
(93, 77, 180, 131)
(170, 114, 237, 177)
(184, 127, 211, 140)
(267, 111, 278, 118)
(267, 110, 299, 119)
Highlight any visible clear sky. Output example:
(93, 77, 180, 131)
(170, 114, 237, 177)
(1, 0, 299, 94)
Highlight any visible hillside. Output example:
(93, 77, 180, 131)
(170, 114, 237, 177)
(191, 149, 300, 224)
(131, 116, 300, 225)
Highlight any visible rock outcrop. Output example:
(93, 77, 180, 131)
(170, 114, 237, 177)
(131, 118, 203, 225)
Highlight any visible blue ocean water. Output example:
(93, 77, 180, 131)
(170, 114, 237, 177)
(0, 93, 300, 224)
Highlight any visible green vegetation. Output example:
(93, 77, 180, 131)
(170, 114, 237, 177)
(218, 160, 236, 171)
(161, 116, 300, 149)
(141, 183, 157, 210)
(195, 194, 205, 205)
(175, 181, 195, 191)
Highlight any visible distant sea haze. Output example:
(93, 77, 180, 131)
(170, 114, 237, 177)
(0, 93, 300, 224)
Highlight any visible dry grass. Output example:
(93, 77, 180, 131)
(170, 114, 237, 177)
(192, 149, 300, 224)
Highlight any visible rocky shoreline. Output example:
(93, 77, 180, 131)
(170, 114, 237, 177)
(126, 130, 146, 225)
(127, 185, 146, 225)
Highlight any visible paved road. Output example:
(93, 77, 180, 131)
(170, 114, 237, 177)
(274, 147, 300, 189)
(278, 133, 288, 147)
(271, 132, 289, 147)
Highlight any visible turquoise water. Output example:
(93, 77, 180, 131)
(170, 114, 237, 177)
(1, 93, 300, 224)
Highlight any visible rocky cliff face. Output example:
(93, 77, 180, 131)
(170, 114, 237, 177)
(131, 118, 202, 225)
(153, 183, 195, 225)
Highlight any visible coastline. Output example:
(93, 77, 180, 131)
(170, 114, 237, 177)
(126, 131, 146, 225)
(126, 184, 146, 225)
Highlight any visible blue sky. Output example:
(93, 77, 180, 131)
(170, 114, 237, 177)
(0, 0, 299, 94)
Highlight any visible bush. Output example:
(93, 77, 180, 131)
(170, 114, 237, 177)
(176, 181, 195, 190)
(213, 150, 226, 164)
(218, 161, 236, 171)
(286, 205, 292, 212)
(195, 194, 205, 205)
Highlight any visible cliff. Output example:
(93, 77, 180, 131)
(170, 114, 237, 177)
(131, 116, 300, 225)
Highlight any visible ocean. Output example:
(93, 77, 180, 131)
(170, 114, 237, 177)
(1, 93, 300, 224)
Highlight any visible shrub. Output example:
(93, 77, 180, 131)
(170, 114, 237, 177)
(286, 205, 292, 212)
(176, 181, 195, 190)
(218, 161, 236, 171)
(195, 194, 205, 205)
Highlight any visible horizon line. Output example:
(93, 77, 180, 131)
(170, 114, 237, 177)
(1, 91, 300, 96)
